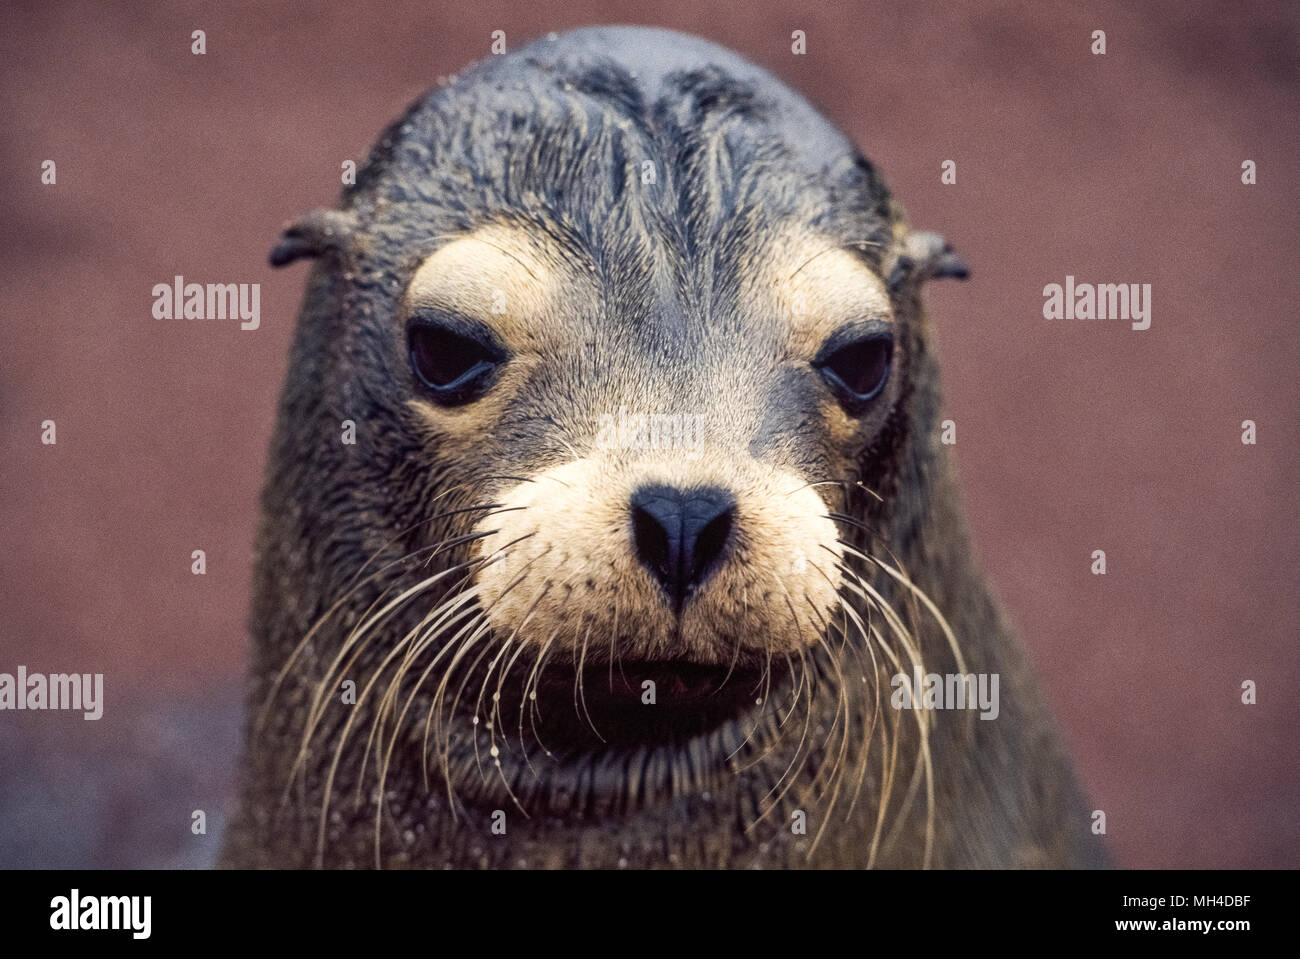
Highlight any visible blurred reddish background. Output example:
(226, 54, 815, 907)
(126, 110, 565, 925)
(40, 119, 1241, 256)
(1, 0, 1296, 868)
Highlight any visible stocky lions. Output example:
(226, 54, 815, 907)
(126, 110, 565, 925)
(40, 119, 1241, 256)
(50, 890, 150, 940)
(1042, 275, 1151, 330)
(151, 275, 260, 330)
(0, 667, 103, 720)
(891, 668, 1000, 720)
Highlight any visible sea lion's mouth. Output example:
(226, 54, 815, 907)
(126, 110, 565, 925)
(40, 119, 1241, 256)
(426, 652, 790, 813)
(510, 658, 771, 750)
(544, 659, 764, 706)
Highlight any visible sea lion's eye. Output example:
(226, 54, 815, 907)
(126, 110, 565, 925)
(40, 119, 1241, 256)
(407, 315, 505, 405)
(813, 332, 893, 410)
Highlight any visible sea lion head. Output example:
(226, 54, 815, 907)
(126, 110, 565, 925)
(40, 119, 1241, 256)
(259, 27, 967, 842)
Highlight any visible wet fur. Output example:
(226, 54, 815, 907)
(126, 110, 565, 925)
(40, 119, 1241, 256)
(223, 27, 1105, 869)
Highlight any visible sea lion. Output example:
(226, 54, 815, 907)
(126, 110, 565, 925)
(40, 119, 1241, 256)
(222, 26, 1106, 869)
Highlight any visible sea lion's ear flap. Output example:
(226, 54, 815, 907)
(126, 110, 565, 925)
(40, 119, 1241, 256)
(268, 209, 358, 268)
(886, 231, 969, 294)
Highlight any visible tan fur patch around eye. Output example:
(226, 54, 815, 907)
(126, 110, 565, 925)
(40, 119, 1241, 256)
(400, 225, 595, 435)
(403, 224, 589, 350)
(767, 237, 894, 359)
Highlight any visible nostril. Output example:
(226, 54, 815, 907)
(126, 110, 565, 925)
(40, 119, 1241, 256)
(690, 508, 733, 589)
(629, 485, 736, 612)
(632, 504, 673, 585)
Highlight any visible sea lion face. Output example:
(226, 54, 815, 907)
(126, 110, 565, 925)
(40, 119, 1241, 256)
(268, 28, 963, 801)
(400, 225, 901, 679)
(394, 228, 913, 755)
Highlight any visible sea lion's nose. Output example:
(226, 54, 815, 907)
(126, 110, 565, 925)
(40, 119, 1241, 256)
(630, 485, 735, 613)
